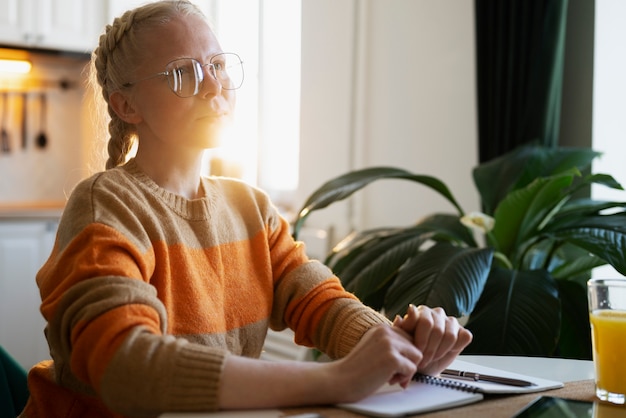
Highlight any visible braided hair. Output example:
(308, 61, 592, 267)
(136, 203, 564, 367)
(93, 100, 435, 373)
(89, 0, 206, 170)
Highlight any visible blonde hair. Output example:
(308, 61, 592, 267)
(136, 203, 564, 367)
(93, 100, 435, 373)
(89, 0, 206, 170)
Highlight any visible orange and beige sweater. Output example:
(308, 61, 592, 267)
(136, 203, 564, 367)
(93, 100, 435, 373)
(21, 159, 388, 418)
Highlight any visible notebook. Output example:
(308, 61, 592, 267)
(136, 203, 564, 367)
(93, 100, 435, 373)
(337, 359, 564, 417)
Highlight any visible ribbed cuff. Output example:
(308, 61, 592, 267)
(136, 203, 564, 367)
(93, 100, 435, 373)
(167, 345, 228, 411)
(324, 302, 390, 359)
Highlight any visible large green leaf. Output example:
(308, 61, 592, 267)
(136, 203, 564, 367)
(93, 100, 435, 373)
(327, 226, 438, 281)
(415, 213, 478, 247)
(473, 145, 541, 214)
(473, 145, 600, 214)
(557, 198, 626, 218)
(465, 267, 561, 355)
(516, 147, 600, 185)
(340, 233, 431, 297)
(543, 213, 626, 275)
(383, 243, 493, 319)
(330, 224, 476, 308)
(327, 228, 403, 277)
(576, 173, 624, 191)
(491, 172, 575, 262)
(328, 216, 482, 309)
(549, 249, 606, 280)
(515, 231, 606, 276)
(292, 167, 464, 236)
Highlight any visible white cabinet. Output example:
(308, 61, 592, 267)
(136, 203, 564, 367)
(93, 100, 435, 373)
(0, 219, 57, 370)
(0, 0, 105, 53)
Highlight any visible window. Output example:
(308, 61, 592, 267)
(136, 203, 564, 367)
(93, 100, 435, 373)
(204, 0, 302, 209)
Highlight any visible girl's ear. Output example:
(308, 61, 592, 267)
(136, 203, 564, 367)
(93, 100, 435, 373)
(109, 91, 142, 124)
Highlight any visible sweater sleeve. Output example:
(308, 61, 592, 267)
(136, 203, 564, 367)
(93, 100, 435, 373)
(266, 212, 391, 359)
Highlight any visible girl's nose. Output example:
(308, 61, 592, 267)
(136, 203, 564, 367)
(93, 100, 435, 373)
(198, 63, 222, 96)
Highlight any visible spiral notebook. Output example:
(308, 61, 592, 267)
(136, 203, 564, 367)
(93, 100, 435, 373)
(337, 359, 564, 417)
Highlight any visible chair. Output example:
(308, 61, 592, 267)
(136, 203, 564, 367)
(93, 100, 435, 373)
(0, 345, 29, 417)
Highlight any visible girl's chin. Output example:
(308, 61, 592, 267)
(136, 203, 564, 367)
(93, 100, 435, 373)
(194, 127, 224, 147)
(198, 137, 221, 150)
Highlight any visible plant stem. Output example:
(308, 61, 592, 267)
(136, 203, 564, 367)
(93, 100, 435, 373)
(493, 251, 513, 269)
(543, 240, 565, 271)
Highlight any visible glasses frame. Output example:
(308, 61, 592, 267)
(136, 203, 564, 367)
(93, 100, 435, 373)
(122, 52, 244, 97)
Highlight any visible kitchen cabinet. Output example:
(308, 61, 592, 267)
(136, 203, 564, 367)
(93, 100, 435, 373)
(0, 0, 105, 53)
(0, 219, 57, 370)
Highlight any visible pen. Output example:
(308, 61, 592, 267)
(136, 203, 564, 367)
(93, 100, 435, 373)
(441, 369, 534, 387)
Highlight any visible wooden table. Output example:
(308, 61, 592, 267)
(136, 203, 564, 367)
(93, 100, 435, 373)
(282, 355, 597, 417)
(281, 379, 595, 417)
(164, 356, 601, 418)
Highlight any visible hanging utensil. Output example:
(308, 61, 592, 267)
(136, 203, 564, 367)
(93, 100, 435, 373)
(36, 92, 47, 149)
(1, 92, 10, 154)
(21, 92, 27, 150)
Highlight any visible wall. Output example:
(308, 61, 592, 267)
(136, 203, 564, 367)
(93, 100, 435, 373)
(0, 52, 91, 204)
(297, 0, 479, 241)
(591, 0, 626, 279)
(593, 0, 626, 192)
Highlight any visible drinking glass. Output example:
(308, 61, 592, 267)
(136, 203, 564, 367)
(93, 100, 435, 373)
(588, 278, 626, 405)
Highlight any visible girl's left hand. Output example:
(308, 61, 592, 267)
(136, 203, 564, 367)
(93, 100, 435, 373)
(392, 304, 472, 375)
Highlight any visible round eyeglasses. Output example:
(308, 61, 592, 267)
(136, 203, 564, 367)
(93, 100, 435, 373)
(123, 53, 244, 97)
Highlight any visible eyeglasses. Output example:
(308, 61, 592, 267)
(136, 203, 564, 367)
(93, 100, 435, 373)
(123, 53, 244, 97)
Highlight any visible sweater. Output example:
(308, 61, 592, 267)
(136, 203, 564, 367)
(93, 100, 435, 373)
(20, 159, 389, 417)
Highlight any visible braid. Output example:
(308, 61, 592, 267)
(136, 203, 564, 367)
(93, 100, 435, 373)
(88, 1, 206, 170)
(92, 9, 140, 170)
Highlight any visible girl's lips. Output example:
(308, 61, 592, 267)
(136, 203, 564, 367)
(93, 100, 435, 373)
(199, 111, 228, 120)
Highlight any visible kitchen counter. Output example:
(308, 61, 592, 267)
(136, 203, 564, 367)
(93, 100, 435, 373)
(0, 201, 65, 219)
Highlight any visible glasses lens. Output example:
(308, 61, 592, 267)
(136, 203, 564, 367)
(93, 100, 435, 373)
(210, 53, 244, 90)
(165, 58, 203, 97)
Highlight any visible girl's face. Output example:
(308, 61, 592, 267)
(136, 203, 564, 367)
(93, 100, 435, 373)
(123, 14, 235, 154)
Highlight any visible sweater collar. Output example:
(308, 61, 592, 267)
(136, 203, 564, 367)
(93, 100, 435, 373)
(120, 159, 215, 220)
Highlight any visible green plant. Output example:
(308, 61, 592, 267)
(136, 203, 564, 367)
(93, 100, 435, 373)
(292, 145, 626, 359)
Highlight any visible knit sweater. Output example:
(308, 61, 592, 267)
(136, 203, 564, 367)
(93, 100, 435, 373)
(20, 159, 389, 418)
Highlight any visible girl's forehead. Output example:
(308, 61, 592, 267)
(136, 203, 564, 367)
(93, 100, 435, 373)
(138, 15, 221, 61)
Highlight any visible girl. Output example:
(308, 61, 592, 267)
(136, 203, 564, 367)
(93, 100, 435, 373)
(20, 1, 471, 416)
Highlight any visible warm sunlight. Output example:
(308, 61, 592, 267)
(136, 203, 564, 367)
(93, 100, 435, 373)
(205, 0, 301, 200)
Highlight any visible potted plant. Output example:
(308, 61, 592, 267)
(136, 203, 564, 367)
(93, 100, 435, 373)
(292, 145, 626, 359)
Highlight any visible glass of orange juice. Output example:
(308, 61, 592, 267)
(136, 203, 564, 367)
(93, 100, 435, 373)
(588, 278, 626, 405)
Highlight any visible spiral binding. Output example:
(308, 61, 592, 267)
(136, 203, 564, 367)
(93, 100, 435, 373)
(413, 374, 481, 393)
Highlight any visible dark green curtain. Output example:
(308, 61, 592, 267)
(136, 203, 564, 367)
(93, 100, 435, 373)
(475, 0, 569, 163)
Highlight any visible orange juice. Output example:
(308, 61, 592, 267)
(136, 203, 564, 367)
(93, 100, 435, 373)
(590, 309, 626, 397)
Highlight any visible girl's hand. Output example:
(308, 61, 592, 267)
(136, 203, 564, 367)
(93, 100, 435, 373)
(219, 323, 423, 409)
(392, 304, 472, 375)
(330, 324, 423, 402)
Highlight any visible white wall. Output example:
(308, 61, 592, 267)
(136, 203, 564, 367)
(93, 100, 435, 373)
(592, 0, 626, 279)
(297, 0, 478, 242)
(593, 0, 626, 195)
(0, 53, 89, 204)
